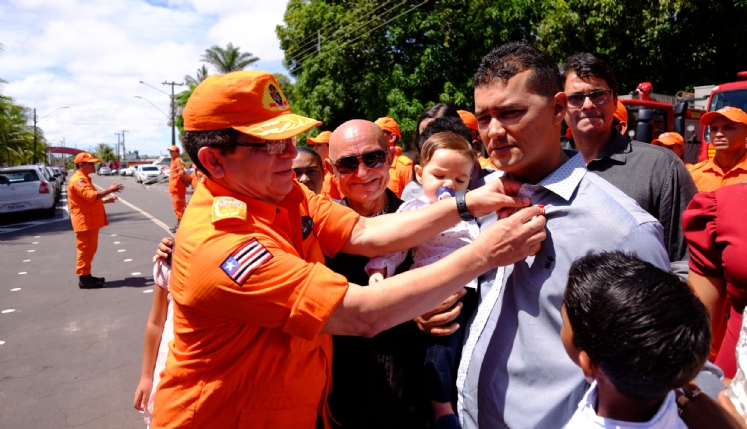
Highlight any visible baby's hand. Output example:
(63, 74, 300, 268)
(368, 272, 385, 285)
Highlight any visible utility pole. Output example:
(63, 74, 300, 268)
(115, 132, 123, 161)
(162, 81, 184, 146)
(33, 108, 38, 164)
(119, 130, 129, 161)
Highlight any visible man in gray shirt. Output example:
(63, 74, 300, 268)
(560, 53, 697, 275)
(457, 42, 669, 429)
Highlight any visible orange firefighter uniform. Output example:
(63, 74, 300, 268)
(168, 153, 189, 220)
(151, 179, 360, 429)
(68, 167, 108, 276)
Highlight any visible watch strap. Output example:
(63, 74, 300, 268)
(456, 190, 474, 221)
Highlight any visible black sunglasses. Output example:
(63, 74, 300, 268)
(566, 89, 614, 108)
(333, 150, 387, 175)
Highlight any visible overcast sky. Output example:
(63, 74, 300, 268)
(0, 0, 289, 157)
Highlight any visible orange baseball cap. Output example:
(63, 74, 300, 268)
(183, 71, 322, 139)
(651, 132, 684, 147)
(307, 131, 332, 145)
(374, 117, 401, 139)
(701, 106, 747, 127)
(614, 101, 628, 123)
(457, 110, 478, 131)
(74, 153, 100, 164)
(167, 145, 180, 151)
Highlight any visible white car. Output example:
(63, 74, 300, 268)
(136, 165, 161, 183)
(0, 166, 57, 217)
(98, 166, 112, 175)
(121, 166, 137, 176)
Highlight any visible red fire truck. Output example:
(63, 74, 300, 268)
(619, 73, 747, 163)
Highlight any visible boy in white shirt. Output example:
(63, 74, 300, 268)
(561, 252, 711, 428)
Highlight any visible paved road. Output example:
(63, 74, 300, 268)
(0, 172, 188, 428)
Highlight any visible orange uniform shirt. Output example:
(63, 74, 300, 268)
(152, 179, 359, 429)
(67, 170, 107, 232)
(688, 151, 747, 192)
(388, 148, 413, 198)
(169, 157, 188, 195)
(321, 173, 343, 199)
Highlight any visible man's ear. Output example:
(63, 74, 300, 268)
(323, 158, 336, 176)
(552, 92, 568, 125)
(414, 164, 423, 184)
(578, 350, 598, 384)
(197, 147, 225, 179)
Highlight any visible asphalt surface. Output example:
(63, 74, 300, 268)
(0, 172, 186, 428)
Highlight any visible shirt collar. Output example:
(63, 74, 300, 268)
(702, 150, 747, 175)
(534, 150, 587, 201)
(598, 128, 631, 163)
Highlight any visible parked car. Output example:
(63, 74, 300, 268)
(50, 166, 65, 184)
(0, 165, 57, 217)
(98, 166, 112, 175)
(136, 165, 161, 183)
(41, 166, 62, 202)
(121, 166, 137, 176)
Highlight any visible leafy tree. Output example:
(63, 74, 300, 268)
(278, 0, 747, 147)
(201, 42, 260, 74)
(92, 143, 117, 163)
(185, 65, 210, 87)
(0, 97, 47, 166)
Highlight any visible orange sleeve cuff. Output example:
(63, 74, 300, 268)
(283, 264, 349, 340)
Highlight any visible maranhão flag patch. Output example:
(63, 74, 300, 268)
(220, 238, 273, 286)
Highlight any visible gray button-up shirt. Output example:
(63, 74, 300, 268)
(458, 151, 670, 429)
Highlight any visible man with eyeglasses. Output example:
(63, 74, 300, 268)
(150, 71, 546, 429)
(560, 53, 697, 277)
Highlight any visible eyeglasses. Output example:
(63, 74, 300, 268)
(333, 150, 388, 175)
(566, 89, 614, 108)
(227, 137, 296, 155)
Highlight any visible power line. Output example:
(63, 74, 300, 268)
(292, 0, 429, 73)
(289, 0, 408, 69)
(286, 0, 393, 60)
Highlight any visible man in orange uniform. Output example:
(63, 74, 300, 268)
(374, 116, 413, 197)
(688, 106, 747, 191)
(652, 132, 685, 160)
(307, 130, 342, 198)
(67, 153, 123, 288)
(150, 71, 546, 429)
(168, 145, 191, 232)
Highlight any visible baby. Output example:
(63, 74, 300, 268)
(366, 131, 479, 429)
(561, 251, 711, 428)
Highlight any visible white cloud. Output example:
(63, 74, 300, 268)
(0, 0, 290, 157)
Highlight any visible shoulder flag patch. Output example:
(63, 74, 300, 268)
(220, 238, 273, 286)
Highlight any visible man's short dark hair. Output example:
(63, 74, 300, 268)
(296, 146, 324, 169)
(564, 251, 710, 402)
(182, 129, 241, 179)
(474, 41, 563, 98)
(560, 53, 619, 95)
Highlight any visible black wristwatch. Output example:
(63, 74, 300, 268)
(455, 190, 474, 221)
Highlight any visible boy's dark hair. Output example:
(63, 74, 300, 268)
(559, 53, 619, 95)
(182, 129, 241, 179)
(564, 251, 710, 402)
(411, 104, 460, 182)
(474, 41, 563, 98)
(295, 146, 324, 168)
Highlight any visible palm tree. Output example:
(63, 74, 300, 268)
(93, 143, 117, 163)
(0, 98, 44, 166)
(184, 65, 210, 87)
(201, 43, 259, 74)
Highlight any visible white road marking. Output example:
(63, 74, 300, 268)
(113, 241, 120, 244)
(18, 272, 27, 275)
(2, 309, 16, 314)
(143, 289, 153, 294)
(132, 272, 142, 275)
(32, 242, 38, 244)
(0, 341, 4, 345)
(124, 259, 132, 262)
(95, 185, 173, 236)
(118, 249, 126, 252)
(10, 288, 21, 292)
(27, 250, 35, 253)
(34, 236, 40, 238)
(23, 260, 30, 262)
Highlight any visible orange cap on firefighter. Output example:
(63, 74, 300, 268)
(74, 153, 100, 164)
(168, 145, 180, 152)
(306, 131, 332, 145)
(614, 101, 628, 124)
(457, 110, 478, 131)
(700, 106, 747, 127)
(651, 132, 684, 148)
(374, 117, 401, 139)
